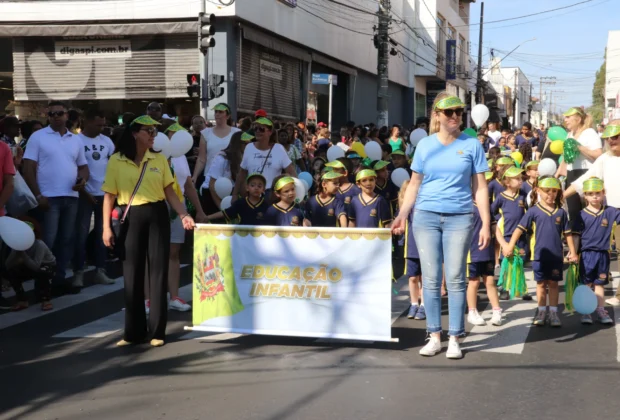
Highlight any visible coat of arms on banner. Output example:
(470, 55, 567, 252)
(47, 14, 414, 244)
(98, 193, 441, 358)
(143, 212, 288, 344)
(193, 236, 245, 324)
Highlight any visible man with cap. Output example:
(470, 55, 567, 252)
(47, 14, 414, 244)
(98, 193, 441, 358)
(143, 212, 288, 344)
(146, 102, 163, 123)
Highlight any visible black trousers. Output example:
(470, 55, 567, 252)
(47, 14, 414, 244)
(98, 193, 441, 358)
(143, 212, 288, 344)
(121, 201, 170, 342)
(566, 169, 587, 230)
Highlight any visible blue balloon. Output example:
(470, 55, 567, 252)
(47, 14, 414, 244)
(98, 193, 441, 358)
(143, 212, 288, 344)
(298, 172, 313, 188)
(572, 285, 597, 315)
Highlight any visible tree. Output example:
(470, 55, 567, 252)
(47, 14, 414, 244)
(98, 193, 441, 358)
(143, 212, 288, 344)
(588, 49, 606, 124)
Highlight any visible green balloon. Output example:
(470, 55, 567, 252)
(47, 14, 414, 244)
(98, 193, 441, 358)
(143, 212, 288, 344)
(548, 126, 568, 141)
(464, 128, 478, 138)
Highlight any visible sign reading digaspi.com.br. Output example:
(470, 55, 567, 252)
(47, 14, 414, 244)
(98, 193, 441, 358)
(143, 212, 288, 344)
(55, 40, 132, 60)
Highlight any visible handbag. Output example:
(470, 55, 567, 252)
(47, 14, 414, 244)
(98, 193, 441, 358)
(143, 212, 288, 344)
(6, 171, 38, 216)
(115, 161, 149, 257)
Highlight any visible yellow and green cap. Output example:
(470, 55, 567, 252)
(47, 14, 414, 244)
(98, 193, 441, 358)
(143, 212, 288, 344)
(212, 103, 231, 113)
(583, 177, 604, 192)
(274, 176, 295, 191)
(538, 177, 561, 190)
(255, 117, 273, 127)
(487, 158, 493, 169)
(325, 160, 346, 169)
(130, 115, 161, 126)
(321, 171, 342, 181)
(391, 150, 406, 157)
(164, 122, 187, 133)
(525, 160, 539, 169)
(601, 125, 620, 139)
(495, 156, 514, 166)
(356, 169, 377, 182)
(563, 107, 585, 117)
(502, 166, 523, 179)
(485, 172, 493, 181)
(373, 160, 390, 171)
(246, 173, 266, 185)
(241, 131, 255, 142)
(434, 96, 465, 110)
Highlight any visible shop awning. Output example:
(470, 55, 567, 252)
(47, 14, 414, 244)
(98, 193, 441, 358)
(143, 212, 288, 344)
(0, 21, 197, 37)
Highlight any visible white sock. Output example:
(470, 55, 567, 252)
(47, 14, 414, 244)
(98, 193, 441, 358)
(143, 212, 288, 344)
(419, 303, 424, 307)
(538, 306, 546, 312)
(549, 306, 558, 312)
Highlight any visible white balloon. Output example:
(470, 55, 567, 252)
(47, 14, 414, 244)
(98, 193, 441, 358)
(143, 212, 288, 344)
(293, 178, 307, 202)
(298, 171, 313, 188)
(326, 146, 345, 162)
(214, 177, 233, 199)
(0, 216, 35, 251)
(365, 141, 382, 161)
(390, 168, 410, 188)
(409, 128, 428, 147)
(471, 104, 490, 128)
(300, 178, 310, 193)
(220, 196, 233, 210)
(153, 133, 171, 158)
(169, 130, 194, 158)
(538, 158, 557, 177)
(526, 191, 533, 207)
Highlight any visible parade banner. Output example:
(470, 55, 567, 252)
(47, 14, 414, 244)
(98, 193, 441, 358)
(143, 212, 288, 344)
(190, 225, 394, 342)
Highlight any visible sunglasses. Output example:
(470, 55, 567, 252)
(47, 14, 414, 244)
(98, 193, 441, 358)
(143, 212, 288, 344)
(48, 111, 66, 118)
(440, 108, 464, 118)
(140, 127, 157, 136)
(607, 135, 620, 141)
(254, 125, 271, 133)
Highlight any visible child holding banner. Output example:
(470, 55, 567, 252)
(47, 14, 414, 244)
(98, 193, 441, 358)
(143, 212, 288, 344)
(264, 176, 304, 226)
(304, 171, 347, 227)
(206, 173, 268, 225)
(348, 170, 392, 228)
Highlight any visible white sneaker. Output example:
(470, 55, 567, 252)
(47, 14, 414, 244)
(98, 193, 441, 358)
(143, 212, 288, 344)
(605, 297, 620, 306)
(446, 338, 463, 359)
(94, 268, 115, 285)
(72, 270, 84, 288)
(169, 296, 191, 312)
(419, 336, 442, 356)
(145, 300, 150, 316)
(467, 309, 486, 326)
(491, 309, 503, 326)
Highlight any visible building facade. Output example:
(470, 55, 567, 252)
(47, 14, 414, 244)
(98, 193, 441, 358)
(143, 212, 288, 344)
(605, 30, 620, 123)
(482, 61, 531, 128)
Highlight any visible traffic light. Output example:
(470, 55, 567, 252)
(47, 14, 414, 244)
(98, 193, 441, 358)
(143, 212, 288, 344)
(208, 74, 225, 100)
(199, 13, 216, 54)
(186, 74, 200, 98)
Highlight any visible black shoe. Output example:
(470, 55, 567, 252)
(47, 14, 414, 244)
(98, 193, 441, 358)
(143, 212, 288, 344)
(51, 283, 81, 297)
(522, 293, 533, 301)
(499, 290, 510, 300)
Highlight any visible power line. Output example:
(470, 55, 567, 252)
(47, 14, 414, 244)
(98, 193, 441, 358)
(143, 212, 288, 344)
(297, 4, 374, 36)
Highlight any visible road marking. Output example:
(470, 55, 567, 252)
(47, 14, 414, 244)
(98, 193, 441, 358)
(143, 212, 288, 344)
(2, 266, 95, 299)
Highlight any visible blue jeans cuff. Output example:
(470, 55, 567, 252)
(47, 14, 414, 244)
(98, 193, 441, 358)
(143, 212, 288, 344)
(426, 326, 442, 333)
(448, 329, 465, 336)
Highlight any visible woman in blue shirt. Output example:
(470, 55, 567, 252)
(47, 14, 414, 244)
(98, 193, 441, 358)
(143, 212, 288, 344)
(391, 93, 491, 360)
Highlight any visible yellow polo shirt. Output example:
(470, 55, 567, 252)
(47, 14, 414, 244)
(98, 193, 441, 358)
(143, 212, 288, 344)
(102, 150, 174, 206)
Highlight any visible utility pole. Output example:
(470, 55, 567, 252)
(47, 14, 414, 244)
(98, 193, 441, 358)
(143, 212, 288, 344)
(528, 83, 533, 121)
(376, 0, 391, 127)
(539, 76, 556, 125)
(475, 1, 484, 104)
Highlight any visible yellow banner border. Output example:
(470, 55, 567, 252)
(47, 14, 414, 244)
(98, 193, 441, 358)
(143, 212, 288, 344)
(195, 224, 392, 241)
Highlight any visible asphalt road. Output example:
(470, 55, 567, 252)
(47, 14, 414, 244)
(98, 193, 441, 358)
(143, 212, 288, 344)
(2, 256, 620, 420)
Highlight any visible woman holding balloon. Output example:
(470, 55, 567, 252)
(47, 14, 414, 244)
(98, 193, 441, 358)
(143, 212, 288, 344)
(391, 93, 490, 359)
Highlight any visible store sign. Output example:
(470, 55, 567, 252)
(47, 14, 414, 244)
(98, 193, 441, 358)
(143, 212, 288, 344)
(446, 39, 457, 80)
(55, 39, 132, 60)
(260, 59, 282, 81)
(278, 0, 297, 7)
(312, 73, 338, 86)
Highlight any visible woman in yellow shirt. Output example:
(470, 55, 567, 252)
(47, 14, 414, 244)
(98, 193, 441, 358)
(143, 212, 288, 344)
(102, 115, 195, 348)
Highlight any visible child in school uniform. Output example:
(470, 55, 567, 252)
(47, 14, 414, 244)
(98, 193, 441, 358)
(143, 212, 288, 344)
(373, 160, 398, 213)
(503, 176, 578, 327)
(326, 158, 360, 210)
(206, 173, 269, 225)
(389, 150, 412, 175)
(488, 156, 516, 271)
(521, 160, 539, 197)
(399, 182, 425, 320)
(264, 176, 304, 226)
(572, 177, 617, 325)
(347, 169, 392, 228)
(304, 171, 347, 227)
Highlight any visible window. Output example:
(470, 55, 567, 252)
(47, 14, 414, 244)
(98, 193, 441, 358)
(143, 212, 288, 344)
(458, 35, 466, 71)
(415, 93, 427, 119)
(437, 14, 446, 60)
(447, 25, 455, 40)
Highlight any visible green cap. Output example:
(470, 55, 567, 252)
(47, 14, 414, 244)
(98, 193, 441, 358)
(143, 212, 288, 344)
(321, 171, 342, 181)
(525, 160, 539, 169)
(495, 156, 514, 166)
(255, 117, 273, 127)
(356, 169, 377, 182)
(212, 103, 231, 113)
(538, 177, 561, 190)
(373, 160, 390, 171)
(487, 158, 493, 169)
(391, 150, 406, 157)
(434, 96, 465, 110)
(502, 166, 524, 180)
(563, 107, 585, 117)
(485, 172, 493, 181)
(274, 176, 295, 191)
(130, 115, 161, 126)
(601, 125, 620, 139)
(241, 131, 255, 142)
(246, 173, 266, 185)
(325, 160, 346, 169)
(164, 122, 187, 133)
(583, 177, 604, 192)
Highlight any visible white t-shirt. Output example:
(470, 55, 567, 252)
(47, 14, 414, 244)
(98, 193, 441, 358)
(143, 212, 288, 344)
(201, 126, 240, 178)
(488, 130, 501, 147)
(78, 133, 115, 196)
(572, 153, 620, 207)
(240, 143, 292, 189)
(203, 152, 232, 190)
(24, 127, 87, 198)
(171, 155, 191, 195)
(568, 128, 602, 171)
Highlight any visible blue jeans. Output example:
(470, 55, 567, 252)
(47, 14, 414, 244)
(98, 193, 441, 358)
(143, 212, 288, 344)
(74, 195, 106, 271)
(41, 196, 79, 285)
(413, 210, 474, 336)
